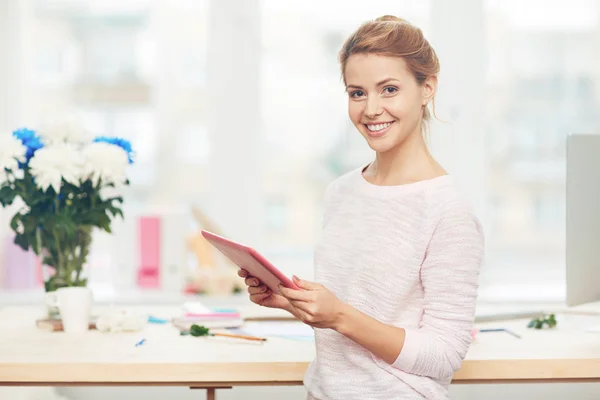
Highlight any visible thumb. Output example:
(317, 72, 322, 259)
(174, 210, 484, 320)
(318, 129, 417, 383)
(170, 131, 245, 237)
(293, 275, 319, 290)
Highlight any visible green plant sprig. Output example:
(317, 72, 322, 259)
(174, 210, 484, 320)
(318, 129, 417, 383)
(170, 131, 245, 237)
(179, 324, 210, 337)
(527, 313, 557, 329)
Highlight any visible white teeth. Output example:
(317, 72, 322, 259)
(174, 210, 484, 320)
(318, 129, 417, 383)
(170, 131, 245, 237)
(366, 122, 392, 132)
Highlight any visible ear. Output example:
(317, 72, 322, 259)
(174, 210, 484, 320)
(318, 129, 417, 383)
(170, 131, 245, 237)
(421, 75, 437, 106)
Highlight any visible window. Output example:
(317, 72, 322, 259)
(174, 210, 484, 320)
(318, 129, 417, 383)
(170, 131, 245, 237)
(2, 0, 597, 303)
(266, 198, 288, 232)
(35, 47, 63, 85)
(482, 0, 599, 300)
(534, 193, 565, 230)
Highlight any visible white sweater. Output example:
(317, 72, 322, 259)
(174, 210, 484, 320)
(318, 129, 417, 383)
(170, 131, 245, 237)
(304, 165, 485, 400)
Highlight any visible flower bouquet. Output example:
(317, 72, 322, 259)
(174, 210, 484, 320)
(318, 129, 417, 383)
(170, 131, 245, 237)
(0, 120, 134, 301)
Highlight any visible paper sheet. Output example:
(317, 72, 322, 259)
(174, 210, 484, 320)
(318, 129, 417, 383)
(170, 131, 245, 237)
(235, 321, 315, 341)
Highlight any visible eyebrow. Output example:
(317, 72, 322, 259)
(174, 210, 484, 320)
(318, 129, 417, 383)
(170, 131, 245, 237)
(346, 78, 400, 90)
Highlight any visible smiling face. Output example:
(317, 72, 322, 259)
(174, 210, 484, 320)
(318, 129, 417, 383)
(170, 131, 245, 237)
(344, 53, 436, 154)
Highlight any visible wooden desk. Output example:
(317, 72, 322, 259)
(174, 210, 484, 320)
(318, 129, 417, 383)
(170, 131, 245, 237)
(1, 305, 599, 398)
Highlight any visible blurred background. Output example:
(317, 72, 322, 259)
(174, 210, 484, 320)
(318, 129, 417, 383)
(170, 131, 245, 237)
(1, 0, 599, 305)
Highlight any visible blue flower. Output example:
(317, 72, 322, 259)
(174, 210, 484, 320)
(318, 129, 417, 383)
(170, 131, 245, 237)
(12, 128, 43, 164)
(93, 136, 135, 164)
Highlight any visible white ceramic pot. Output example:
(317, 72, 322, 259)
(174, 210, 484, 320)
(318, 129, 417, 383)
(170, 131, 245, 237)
(45, 287, 93, 334)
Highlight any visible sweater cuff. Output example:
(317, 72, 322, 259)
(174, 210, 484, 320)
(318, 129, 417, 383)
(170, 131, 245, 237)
(392, 328, 420, 372)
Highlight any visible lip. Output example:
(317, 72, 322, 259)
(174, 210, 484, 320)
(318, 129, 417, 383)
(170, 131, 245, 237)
(363, 121, 395, 138)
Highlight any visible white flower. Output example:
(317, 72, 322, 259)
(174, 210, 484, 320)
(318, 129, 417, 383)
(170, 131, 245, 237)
(38, 116, 90, 145)
(82, 142, 129, 187)
(29, 144, 84, 192)
(0, 134, 27, 185)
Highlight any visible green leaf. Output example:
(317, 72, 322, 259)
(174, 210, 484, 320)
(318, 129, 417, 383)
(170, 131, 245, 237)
(9, 213, 21, 232)
(535, 320, 543, 329)
(14, 233, 30, 251)
(22, 214, 39, 234)
(72, 278, 88, 287)
(42, 256, 55, 267)
(190, 324, 210, 337)
(106, 206, 123, 219)
(29, 230, 39, 254)
(0, 184, 17, 206)
(95, 211, 112, 233)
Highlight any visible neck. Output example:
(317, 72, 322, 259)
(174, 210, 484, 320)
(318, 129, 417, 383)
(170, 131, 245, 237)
(368, 127, 444, 186)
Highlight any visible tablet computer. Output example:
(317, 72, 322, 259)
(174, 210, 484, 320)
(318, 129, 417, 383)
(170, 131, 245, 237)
(201, 230, 299, 294)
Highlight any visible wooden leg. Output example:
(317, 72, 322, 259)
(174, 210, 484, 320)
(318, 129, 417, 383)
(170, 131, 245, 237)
(206, 388, 215, 400)
(189, 386, 232, 400)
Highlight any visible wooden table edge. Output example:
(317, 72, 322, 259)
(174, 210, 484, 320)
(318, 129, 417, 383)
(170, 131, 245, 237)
(3, 378, 600, 387)
(2, 359, 600, 385)
(453, 358, 600, 381)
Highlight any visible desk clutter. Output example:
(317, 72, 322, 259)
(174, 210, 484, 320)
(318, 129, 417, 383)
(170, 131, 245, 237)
(35, 301, 562, 344)
(36, 308, 147, 333)
(34, 301, 316, 343)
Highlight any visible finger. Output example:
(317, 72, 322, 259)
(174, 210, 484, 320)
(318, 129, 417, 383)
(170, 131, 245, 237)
(279, 285, 312, 302)
(288, 299, 313, 314)
(248, 285, 268, 295)
(238, 269, 248, 278)
(291, 306, 313, 325)
(292, 275, 320, 290)
(250, 292, 272, 305)
(245, 277, 261, 287)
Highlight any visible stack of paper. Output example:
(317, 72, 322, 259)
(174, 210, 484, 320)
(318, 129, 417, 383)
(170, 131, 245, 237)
(172, 302, 244, 330)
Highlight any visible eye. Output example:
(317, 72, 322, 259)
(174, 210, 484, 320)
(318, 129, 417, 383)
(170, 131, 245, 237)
(383, 86, 398, 94)
(349, 90, 365, 98)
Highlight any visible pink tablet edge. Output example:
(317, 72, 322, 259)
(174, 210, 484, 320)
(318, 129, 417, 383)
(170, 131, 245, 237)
(201, 230, 299, 290)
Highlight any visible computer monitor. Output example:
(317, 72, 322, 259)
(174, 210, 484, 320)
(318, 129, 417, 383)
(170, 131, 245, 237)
(566, 133, 600, 307)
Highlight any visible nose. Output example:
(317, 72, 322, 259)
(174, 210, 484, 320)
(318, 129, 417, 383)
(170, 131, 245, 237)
(364, 96, 383, 119)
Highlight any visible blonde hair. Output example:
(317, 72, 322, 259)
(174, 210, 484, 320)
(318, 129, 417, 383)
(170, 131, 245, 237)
(339, 16, 440, 135)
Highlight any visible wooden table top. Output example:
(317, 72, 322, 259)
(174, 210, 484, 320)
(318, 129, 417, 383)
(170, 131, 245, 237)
(1, 304, 599, 385)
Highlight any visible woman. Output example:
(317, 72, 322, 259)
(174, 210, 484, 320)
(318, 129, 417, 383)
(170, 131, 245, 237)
(239, 15, 484, 400)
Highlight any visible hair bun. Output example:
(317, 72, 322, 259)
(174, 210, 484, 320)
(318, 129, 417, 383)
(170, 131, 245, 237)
(374, 15, 406, 23)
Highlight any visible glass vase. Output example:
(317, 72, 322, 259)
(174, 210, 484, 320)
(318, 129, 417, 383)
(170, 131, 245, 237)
(40, 225, 93, 319)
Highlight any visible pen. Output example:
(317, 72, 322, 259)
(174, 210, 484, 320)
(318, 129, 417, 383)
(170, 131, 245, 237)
(135, 338, 146, 346)
(479, 328, 522, 339)
(210, 332, 267, 342)
(180, 330, 267, 342)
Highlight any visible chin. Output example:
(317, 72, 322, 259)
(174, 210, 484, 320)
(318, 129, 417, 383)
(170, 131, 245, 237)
(365, 138, 397, 153)
(360, 130, 400, 153)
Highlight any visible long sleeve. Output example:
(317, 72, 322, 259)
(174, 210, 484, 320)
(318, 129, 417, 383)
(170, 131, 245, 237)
(392, 207, 485, 380)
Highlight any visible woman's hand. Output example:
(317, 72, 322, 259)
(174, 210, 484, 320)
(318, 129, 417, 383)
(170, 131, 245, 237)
(279, 275, 347, 330)
(238, 269, 291, 311)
